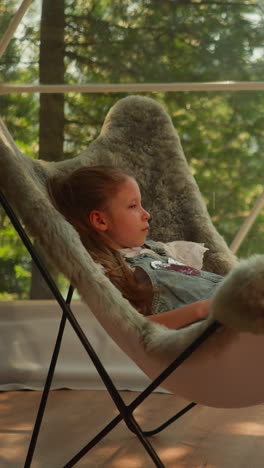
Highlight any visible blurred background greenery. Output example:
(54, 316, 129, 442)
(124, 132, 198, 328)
(0, 0, 263, 300)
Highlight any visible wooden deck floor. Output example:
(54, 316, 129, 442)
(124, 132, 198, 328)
(1, 389, 264, 467)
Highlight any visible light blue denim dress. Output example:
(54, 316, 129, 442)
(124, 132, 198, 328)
(124, 241, 223, 315)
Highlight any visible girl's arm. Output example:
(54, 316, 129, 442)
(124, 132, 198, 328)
(146, 299, 211, 330)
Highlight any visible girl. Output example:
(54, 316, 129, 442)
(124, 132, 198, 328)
(48, 165, 223, 330)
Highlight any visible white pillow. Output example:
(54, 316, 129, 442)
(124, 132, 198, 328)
(157, 241, 208, 270)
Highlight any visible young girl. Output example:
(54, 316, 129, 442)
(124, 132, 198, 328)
(48, 165, 223, 330)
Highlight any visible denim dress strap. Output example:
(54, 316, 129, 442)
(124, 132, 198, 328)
(125, 249, 223, 315)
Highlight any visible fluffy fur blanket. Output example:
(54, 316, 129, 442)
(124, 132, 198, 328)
(1, 95, 264, 364)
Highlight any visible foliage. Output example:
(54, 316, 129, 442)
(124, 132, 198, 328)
(0, 0, 264, 298)
(164, 90, 264, 255)
(0, 1, 39, 298)
(0, 1, 39, 150)
(0, 217, 31, 299)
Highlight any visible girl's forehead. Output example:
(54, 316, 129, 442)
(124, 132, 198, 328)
(107, 178, 140, 207)
(118, 177, 140, 195)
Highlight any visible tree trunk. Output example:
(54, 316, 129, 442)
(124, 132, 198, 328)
(39, 0, 65, 162)
(30, 0, 65, 299)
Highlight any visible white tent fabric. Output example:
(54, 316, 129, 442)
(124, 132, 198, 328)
(0, 300, 157, 392)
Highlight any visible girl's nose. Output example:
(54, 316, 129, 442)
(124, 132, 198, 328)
(142, 208, 151, 220)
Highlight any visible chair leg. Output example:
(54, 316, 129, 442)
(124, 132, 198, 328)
(141, 402, 196, 437)
(63, 414, 123, 468)
(24, 286, 74, 468)
(126, 401, 196, 437)
(63, 394, 192, 467)
(124, 413, 166, 467)
(63, 409, 166, 468)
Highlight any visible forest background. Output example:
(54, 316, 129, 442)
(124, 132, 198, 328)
(0, 0, 263, 300)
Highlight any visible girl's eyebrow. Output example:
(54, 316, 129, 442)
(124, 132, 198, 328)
(129, 197, 140, 203)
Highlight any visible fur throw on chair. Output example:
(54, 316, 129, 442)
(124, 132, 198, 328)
(1, 95, 264, 361)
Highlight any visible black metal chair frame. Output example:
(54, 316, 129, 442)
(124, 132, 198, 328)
(0, 190, 220, 468)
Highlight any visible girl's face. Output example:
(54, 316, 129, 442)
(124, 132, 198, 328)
(90, 177, 151, 249)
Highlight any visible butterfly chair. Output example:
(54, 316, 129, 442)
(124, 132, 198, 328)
(1, 95, 264, 468)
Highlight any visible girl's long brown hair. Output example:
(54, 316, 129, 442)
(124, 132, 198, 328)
(47, 165, 154, 315)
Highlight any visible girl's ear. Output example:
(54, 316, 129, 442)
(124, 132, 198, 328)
(89, 210, 108, 231)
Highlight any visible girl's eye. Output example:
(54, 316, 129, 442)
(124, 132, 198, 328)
(129, 204, 136, 209)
